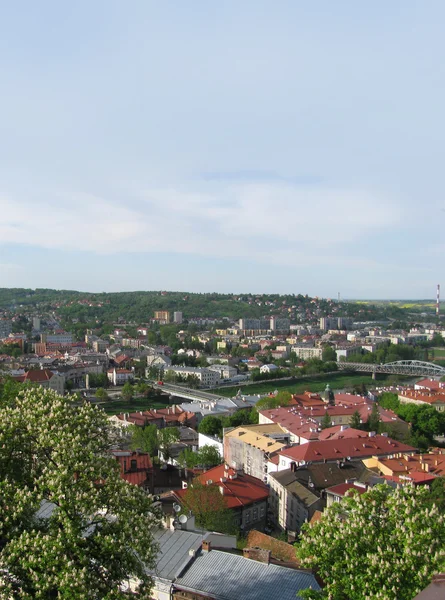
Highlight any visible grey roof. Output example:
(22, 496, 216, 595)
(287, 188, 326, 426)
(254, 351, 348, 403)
(174, 550, 320, 600)
(148, 528, 205, 581)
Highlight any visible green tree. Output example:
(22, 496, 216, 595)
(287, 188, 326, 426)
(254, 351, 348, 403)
(95, 387, 108, 401)
(130, 423, 159, 456)
(296, 484, 445, 600)
(0, 386, 160, 598)
(197, 445, 222, 468)
(349, 410, 362, 430)
(158, 427, 180, 462)
(367, 402, 381, 432)
(198, 416, 223, 438)
(320, 411, 332, 430)
(321, 345, 337, 362)
(122, 381, 134, 401)
(182, 479, 236, 535)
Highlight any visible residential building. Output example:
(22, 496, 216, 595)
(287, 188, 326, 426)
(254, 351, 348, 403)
(259, 363, 279, 374)
(92, 339, 110, 352)
(325, 481, 368, 507)
(207, 364, 238, 380)
(154, 310, 170, 324)
(224, 424, 288, 483)
(32, 317, 41, 331)
(109, 405, 196, 430)
(415, 379, 445, 392)
(173, 311, 183, 324)
(107, 367, 134, 386)
(291, 346, 323, 360)
(112, 450, 153, 492)
(172, 544, 320, 600)
(174, 464, 270, 532)
(164, 366, 221, 387)
(363, 451, 445, 485)
(41, 333, 74, 344)
(398, 389, 445, 412)
(0, 319, 12, 339)
(320, 317, 353, 331)
(269, 467, 323, 535)
(13, 369, 65, 395)
(146, 353, 172, 369)
(269, 435, 415, 473)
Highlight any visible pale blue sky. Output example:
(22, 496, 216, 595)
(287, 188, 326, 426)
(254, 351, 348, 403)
(1, 1, 444, 298)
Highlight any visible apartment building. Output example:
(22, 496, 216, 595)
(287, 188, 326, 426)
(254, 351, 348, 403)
(164, 366, 221, 387)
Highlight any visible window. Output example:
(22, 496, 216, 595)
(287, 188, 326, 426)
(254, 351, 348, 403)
(245, 511, 251, 523)
(253, 508, 258, 521)
(260, 506, 265, 517)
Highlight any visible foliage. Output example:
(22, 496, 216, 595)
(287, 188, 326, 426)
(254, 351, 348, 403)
(379, 392, 445, 445)
(0, 343, 22, 357)
(198, 416, 223, 438)
(130, 423, 160, 456)
(255, 391, 292, 411)
(349, 410, 362, 430)
(296, 484, 445, 600)
(157, 427, 180, 462)
(182, 479, 236, 535)
(0, 386, 160, 598)
(95, 387, 108, 400)
(321, 346, 337, 362)
(122, 381, 134, 401)
(87, 373, 109, 389)
(177, 445, 222, 469)
(320, 411, 332, 430)
(366, 402, 381, 432)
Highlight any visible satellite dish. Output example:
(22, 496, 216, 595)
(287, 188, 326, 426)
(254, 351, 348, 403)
(173, 504, 181, 513)
(179, 514, 188, 524)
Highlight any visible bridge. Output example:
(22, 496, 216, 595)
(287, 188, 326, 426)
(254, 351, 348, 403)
(151, 382, 231, 404)
(337, 360, 445, 378)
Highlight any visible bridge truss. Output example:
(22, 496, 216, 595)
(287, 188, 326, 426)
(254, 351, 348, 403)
(338, 360, 445, 377)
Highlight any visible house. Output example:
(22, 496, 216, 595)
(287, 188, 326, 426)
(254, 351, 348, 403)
(112, 450, 153, 492)
(415, 379, 445, 392)
(398, 389, 445, 412)
(224, 425, 288, 483)
(174, 464, 270, 532)
(269, 468, 323, 536)
(269, 435, 416, 473)
(260, 364, 279, 374)
(107, 367, 134, 386)
(325, 481, 368, 507)
(109, 405, 197, 430)
(363, 451, 445, 485)
(164, 366, 221, 387)
(172, 544, 320, 600)
(268, 461, 375, 535)
(13, 369, 65, 396)
(146, 353, 172, 369)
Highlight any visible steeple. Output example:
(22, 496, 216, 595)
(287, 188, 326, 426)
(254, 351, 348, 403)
(324, 383, 335, 406)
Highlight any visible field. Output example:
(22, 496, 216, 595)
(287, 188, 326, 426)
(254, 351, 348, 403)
(430, 347, 445, 358)
(214, 373, 409, 398)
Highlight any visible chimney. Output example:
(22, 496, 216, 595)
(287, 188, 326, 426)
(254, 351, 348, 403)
(243, 547, 271, 564)
(202, 540, 211, 552)
(290, 461, 297, 472)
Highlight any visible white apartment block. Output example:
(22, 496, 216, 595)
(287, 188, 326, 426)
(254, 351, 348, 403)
(0, 319, 12, 339)
(208, 365, 238, 380)
(165, 366, 221, 387)
(291, 346, 322, 360)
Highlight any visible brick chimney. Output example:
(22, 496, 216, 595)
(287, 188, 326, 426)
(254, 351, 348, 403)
(202, 540, 211, 552)
(243, 547, 271, 564)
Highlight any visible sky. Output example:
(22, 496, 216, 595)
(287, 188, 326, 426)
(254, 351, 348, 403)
(1, 1, 444, 299)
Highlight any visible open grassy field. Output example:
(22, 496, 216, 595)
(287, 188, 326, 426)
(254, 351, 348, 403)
(430, 347, 445, 358)
(214, 373, 409, 398)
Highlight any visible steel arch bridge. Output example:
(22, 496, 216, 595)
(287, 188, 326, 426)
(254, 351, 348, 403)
(337, 360, 445, 377)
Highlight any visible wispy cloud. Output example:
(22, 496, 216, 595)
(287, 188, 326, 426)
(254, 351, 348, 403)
(0, 182, 400, 271)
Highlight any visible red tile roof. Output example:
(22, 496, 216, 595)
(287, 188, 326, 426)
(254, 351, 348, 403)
(319, 426, 369, 441)
(176, 464, 269, 509)
(278, 435, 415, 464)
(325, 482, 368, 497)
(14, 369, 54, 383)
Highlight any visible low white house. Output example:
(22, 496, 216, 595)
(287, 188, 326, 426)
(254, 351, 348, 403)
(259, 364, 279, 374)
(107, 368, 134, 386)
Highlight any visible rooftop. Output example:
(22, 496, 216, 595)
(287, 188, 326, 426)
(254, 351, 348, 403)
(174, 549, 320, 600)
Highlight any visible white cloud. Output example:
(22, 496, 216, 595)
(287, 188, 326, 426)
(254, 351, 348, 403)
(0, 182, 400, 268)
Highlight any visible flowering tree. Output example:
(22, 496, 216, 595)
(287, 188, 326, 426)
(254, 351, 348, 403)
(0, 386, 160, 598)
(296, 484, 445, 600)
